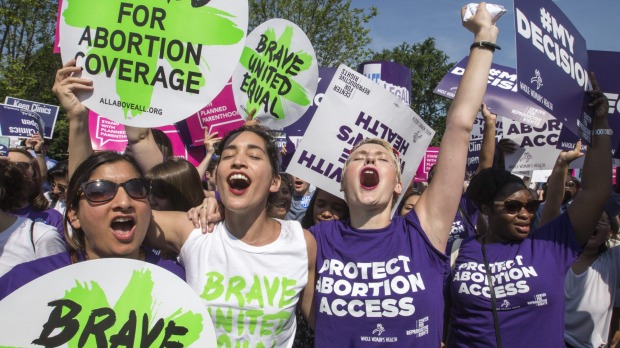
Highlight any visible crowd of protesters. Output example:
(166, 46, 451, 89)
(0, 3, 618, 347)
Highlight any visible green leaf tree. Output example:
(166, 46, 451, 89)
(370, 38, 454, 146)
(249, 0, 377, 67)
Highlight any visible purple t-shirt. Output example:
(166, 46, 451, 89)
(447, 195, 478, 247)
(310, 210, 449, 346)
(448, 213, 581, 347)
(13, 206, 64, 235)
(0, 248, 185, 301)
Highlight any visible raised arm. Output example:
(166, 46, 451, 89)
(52, 59, 93, 178)
(539, 141, 583, 226)
(415, 3, 498, 251)
(124, 126, 164, 174)
(476, 103, 497, 173)
(195, 129, 220, 180)
(148, 210, 199, 253)
(568, 74, 612, 245)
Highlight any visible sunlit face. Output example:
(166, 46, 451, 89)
(314, 190, 348, 224)
(267, 182, 292, 219)
(216, 131, 280, 214)
(342, 143, 402, 209)
(399, 194, 420, 216)
(51, 176, 69, 202)
(291, 176, 310, 196)
(67, 161, 151, 260)
(486, 188, 535, 243)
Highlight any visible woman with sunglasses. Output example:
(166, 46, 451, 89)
(446, 76, 612, 347)
(0, 151, 185, 300)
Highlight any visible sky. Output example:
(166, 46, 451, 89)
(350, 0, 620, 68)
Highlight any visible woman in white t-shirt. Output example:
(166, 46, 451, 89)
(0, 160, 65, 276)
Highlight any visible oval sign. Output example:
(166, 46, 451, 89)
(0, 258, 216, 347)
(58, 0, 248, 127)
(232, 18, 318, 129)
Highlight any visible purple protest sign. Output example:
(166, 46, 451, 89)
(434, 56, 552, 128)
(4, 97, 60, 139)
(357, 61, 412, 105)
(0, 105, 45, 138)
(184, 81, 245, 147)
(88, 111, 190, 160)
(466, 139, 484, 174)
(514, 0, 590, 142)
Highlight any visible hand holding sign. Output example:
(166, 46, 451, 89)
(558, 139, 583, 166)
(588, 73, 610, 123)
(52, 59, 92, 121)
(461, 3, 499, 42)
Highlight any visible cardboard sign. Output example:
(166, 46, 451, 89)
(0, 259, 216, 347)
(434, 56, 553, 128)
(4, 97, 60, 139)
(287, 64, 434, 212)
(0, 104, 45, 138)
(503, 117, 566, 171)
(357, 61, 412, 105)
(58, 0, 248, 127)
(232, 19, 318, 129)
(184, 81, 245, 147)
(414, 147, 439, 182)
(514, 0, 590, 142)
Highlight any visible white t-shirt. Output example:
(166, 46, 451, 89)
(0, 217, 66, 277)
(180, 219, 308, 348)
(564, 244, 620, 347)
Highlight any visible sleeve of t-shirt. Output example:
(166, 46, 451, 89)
(33, 223, 67, 258)
(532, 212, 582, 272)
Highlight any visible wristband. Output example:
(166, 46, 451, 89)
(592, 128, 613, 136)
(470, 41, 501, 52)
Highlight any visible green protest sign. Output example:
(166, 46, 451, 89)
(0, 259, 216, 347)
(232, 19, 318, 129)
(58, 0, 248, 127)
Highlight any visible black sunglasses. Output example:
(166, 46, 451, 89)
(493, 199, 542, 214)
(80, 179, 151, 203)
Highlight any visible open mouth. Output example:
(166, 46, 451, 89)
(110, 217, 136, 241)
(227, 173, 251, 193)
(360, 168, 379, 189)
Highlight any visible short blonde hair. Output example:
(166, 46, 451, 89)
(342, 138, 402, 183)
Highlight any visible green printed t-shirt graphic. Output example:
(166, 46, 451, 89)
(37, 269, 202, 347)
(63, 0, 244, 119)
(239, 26, 313, 120)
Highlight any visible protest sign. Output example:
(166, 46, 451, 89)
(184, 81, 245, 147)
(514, 0, 590, 142)
(357, 61, 411, 105)
(0, 258, 216, 347)
(232, 19, 318, 129)
(89, 111, 190, 161)
(4, 97, 60, 139)
(0, 104, 45, 138)
(470, 111, 503, 140)
(434, 56, 553, 128)
(587, 50, 620, 155)
(414, 147, 439, 182)
(503, 117, 566, 171)
(58, 0, 248, 127)
(287, 64, 434, 212)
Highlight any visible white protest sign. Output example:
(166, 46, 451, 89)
(232, 18, 318, 129)
(287, 64, 434, 211)
(470, 111, 503, 140)
(59, 0, 248, 127)
(0, 259, 216, 347)
(503, 117, 564, 171)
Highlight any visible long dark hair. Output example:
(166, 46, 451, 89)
(0, 160, 35, 212)
(146, 157, 205, 211)
(8, 148, 48, 211)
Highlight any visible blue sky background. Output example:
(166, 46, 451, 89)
(351, 0, 620, 68)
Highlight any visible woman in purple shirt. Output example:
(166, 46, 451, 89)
(447, 77, 612, 347)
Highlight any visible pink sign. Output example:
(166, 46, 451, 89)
(88, 111, 200, 166)
(185, 82, 244, 147)
(414, 147, 439, 182)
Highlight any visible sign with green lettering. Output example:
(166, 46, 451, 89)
(0, 259, 216, 347)
(232, 19, 318, 129)
(58, 0, 248, 127)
